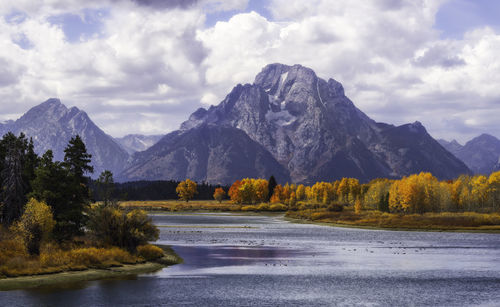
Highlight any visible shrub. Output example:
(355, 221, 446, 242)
(298, 203, 315, 211)
(11, 198, 55, 255)
(311, 211, 337, 221)
(257, 203, 270, 211)
(269, 204, 287, 211)
(327, 203, 344, 212)
(241, 205, 257, 211)
(137, 244, 164, 261)
(0, 238, 27, 264)
(86, 206, 159, 252)
(354, 199, 362, 214)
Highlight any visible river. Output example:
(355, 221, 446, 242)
(1, 213, 500, 306)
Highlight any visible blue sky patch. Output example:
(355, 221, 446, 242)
(47, 8, 110, 43)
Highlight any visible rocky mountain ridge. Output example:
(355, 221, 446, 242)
(0, 98, 129, 177)
(121, 63, 470, 184)
(115, 134, 163, 155)
(439, 134, 500, 174)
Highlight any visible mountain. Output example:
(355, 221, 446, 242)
(120, 124, 290, 184)
(121, 63, 470, 184)
(439, 134, 500, 174)
(115, 134, 163, 154)
(0, 98, 129, 176)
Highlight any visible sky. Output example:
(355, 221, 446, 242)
(1, 0, 500, 143)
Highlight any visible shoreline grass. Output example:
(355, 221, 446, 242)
(0, 262, 165, 291)
(285, 208, 500, 233)
(0, 245, 182, 291)
(121, 200, 500, 233)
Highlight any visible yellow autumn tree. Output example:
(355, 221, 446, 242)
(254, 179, 269, 203)
(364, 179, 392, 209)
(354, 198, 362, 214)
(12, 198, 55, 255)
(471, 175, 488, 210)
(270, 185, 284, 203)
(337, 178, 359, 204)
(176, 179, 198, 202)
(487, 171, 500, 210)
(296, 184, 306, 201)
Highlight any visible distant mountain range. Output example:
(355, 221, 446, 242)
(439, 134, 500, 175)
(0, 99, 160, 177)
(3, 64, 484, 184)
(120, 63, 470, 184)
(115, 134, 163, 155)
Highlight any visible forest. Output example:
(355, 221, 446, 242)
(212, 172, 500, 214)
(0, 133, 168, 279)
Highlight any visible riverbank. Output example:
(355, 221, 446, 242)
(0, 245, 182, 291)
(120, 200, 246, 212)
(121, 200, 500, 233)
(285, 209, 500, 233)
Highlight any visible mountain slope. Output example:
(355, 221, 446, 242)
(439, 134, 500, 174)
(1, 98, 129, 176)
(115, 134, 163, 154)
(120, 124, 290, 184)
(177, 63, 469, 183)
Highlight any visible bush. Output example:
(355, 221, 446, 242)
(298, 203, 316, 211)
(311, 211, 337, 221)
(69, 247, 137, 268)
(257, 203, 270, 211)
(327, 203, 344, 212)
(86, 206, 159, 252)
(269, 204, 287, 211)
(241, 205, 257, 211)
(137, 244, 164, 261)
(0, 238, 27, 264)
(11, 199, 55, 255)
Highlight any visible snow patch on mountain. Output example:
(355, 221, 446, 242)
(265, 109, 296, 126)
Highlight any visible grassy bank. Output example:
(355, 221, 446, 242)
(119, 200, 289, 213)
(286, 208, 500, 232)
(0, 262, 164, 291)
(0, 244, 182, 291)
(120, 200, 243, 212)
(120, 200, 500, 232)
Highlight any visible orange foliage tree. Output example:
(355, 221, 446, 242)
(213, 188, 226, 203)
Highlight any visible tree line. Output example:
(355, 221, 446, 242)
(174, 172, 500, 214)
(91, 180, 225, 202)
(0, 133, 158, 258)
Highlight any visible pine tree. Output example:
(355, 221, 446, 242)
(58, 135, 94, 239)
(267, 175, 277, 202)
(96, 170, 115, 206)
(29, 150, 70, 240)
(0, 133, 29, 225)
(23, 137, 39, 195)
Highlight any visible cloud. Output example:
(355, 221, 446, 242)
(0, 0, 499, 143)
(130, 0, 200, 10)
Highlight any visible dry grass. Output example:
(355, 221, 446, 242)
(0, 240, 144, 278)
(0, 237, 183, 279)
(119, 200, 243, 212)
(286, 208, 500, 231)
(137, 244, 164, 261)
(119, 200, 289, 212)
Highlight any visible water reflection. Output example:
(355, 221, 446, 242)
(2, 213, 500, 307)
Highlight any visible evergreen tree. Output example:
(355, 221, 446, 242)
(29, 150, 69, 238)
(96, 170, 115, 206)
(0, 133, 29, 225)
(23, 138, 39, 195)
(59, 135, 93, 239)
(267, 175, 277, 202)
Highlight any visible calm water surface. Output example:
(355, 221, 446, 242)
(1, 213, 500, 306)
